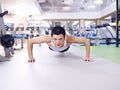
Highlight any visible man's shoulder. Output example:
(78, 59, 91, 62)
(66, 35, 74, 43)
(40, 35, 50, 39)
(43, 35, 51, 42)
(43, 35, 51, 38)
(66, 35, 74, 39)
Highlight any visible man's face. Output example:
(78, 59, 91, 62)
(51, 34, 65, 48)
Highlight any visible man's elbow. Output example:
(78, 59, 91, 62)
(85, 38, 90, 45)
(27, 39, 33, 46)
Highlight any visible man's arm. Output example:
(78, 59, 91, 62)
(84, 38, 91, 61)
(27, 35, 50, 62)
(67, 35, 91, 61)
(27, 38, 35, 62)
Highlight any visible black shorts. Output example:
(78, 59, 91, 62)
(49, 47, 70, 52)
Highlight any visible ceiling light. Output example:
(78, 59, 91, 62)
(88, 5, 95, 9)
(94, 0, 103, 5)
(62, 6, 71, 11)
(62, 0, 74, 5)
(37, 0, 46, 3)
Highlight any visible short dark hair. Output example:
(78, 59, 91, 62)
(51, 26, 66, 38)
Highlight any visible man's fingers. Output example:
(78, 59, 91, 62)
(28, 59, 35, 63)
(85, 58, 94, 62)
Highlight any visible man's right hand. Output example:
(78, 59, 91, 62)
(28, 58, 35, 63)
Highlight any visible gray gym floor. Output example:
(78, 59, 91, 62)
(0, 44, 120, 90)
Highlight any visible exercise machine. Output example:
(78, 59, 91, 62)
(0, 5, 14, 62)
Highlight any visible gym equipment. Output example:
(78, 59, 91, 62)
(0, 55, 8, 62)
(0, 33, 15, 59)
(0, 10, 8, 17)
(12, 34, 28, 49)
(95, 24, 117, 45)
(0, 5, 14, 61)
(0, 34, 14, 48)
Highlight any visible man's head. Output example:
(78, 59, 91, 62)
(51, 26, 66, 38)
(51, 26, 66, 48)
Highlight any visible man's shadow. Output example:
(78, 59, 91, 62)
(54, 52, 83, 60)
